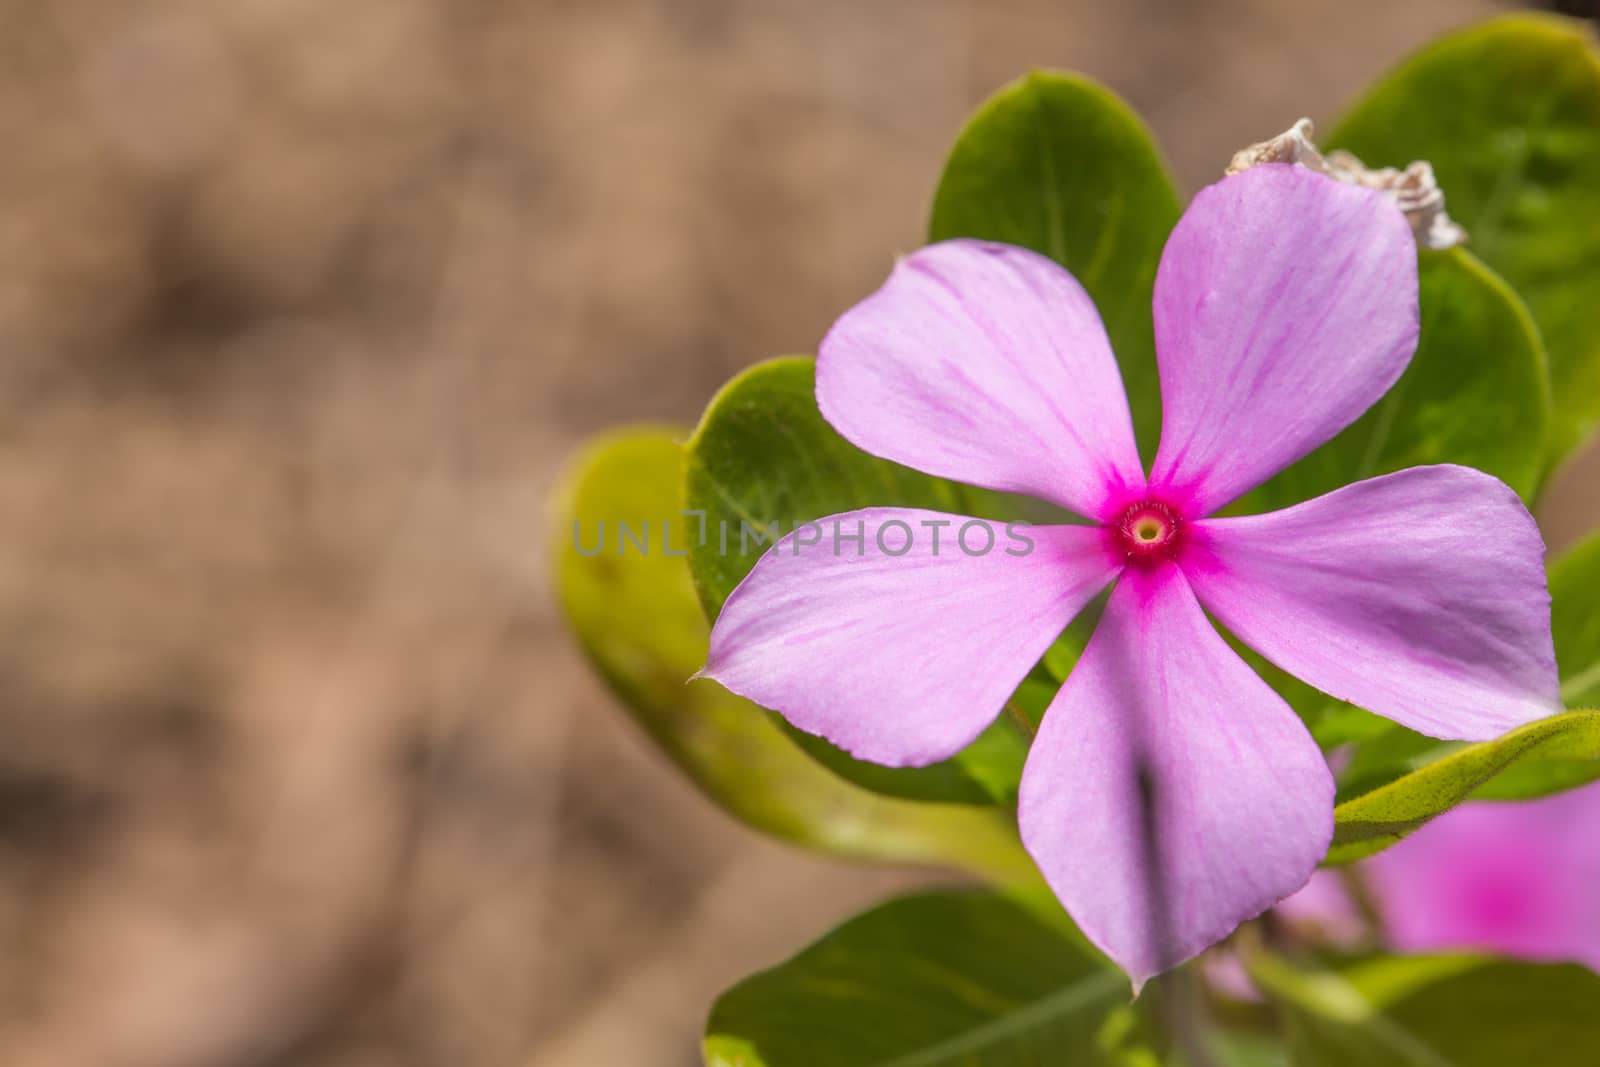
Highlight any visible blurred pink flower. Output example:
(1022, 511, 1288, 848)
(699, 164, 1559, 985)
(1364, 783, 1600, 969)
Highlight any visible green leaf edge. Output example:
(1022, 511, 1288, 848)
(701, 888, 1124, 1067)
(680, 354, 1037, 807)
(1325, 11, 1600, 472)
(550, 424, 1037, 879)
(1426, 246, 1553, 502)
(928, 66, 1186, 246)
(928, 68, 1182, 458)
(1326, 708, 1600, 865)
(680, 353, 938, 619)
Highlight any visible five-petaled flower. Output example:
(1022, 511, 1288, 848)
(697, 164, 1560, 986)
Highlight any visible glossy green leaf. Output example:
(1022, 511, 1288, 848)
(1246, 249, 1549, 511)
(1253, 952, 1600, 1067)
(929, 71, 1181, 456)
(1328, 13, 1600, 462)
(684, 356, 1044, 806)
(703, 889, 1153, 1067)
(553, 427, 1033, 879)
(1326, 709, 1600, 864)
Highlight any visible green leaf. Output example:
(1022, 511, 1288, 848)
(1330, 727, 1447, 807)
(1326, 709, 1600, 864)
(1200, 1033, 1292, 1067)
(683, 356, 1042, 806)
(929, 70, 1181, 457)
(552, 426, 1034, 879)
(684, 357, 1003, 619)
(1310, 705, 1401, 751)
(1253, 952, 1600, 1067)
(1328, 13, 1600, 463)
(1552, 530, 1600, 709)
(1246, 249, 1549, 511)
(703, 889, 1153, 1067)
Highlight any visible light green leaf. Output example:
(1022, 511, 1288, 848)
(1326, 710, 1600, 864)
(1252, 952, 1600, 1067)
(553, 427, 1033, 879)
(929, 70, 1181, 457)
(703, 889, 1153, 1067)
(1328, 13, 1600, 463)
(684, 356, 1041, 806)
(1246, 248, 1549, 511)
(1330, 727, 1447, 807)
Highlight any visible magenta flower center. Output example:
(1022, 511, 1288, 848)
(1114, 499, 1184, 564)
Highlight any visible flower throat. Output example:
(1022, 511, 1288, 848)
(1114, 499, 1184, 564)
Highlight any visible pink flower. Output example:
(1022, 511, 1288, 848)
(1363, 783, 1600, 970)
(698, 164, 1559, 985)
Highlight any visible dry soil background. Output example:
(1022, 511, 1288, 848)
(0, 2, 1596, 1066)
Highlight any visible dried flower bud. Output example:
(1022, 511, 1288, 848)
(1225, 118, 1329, 175)
(1226, 119, 1466, 250)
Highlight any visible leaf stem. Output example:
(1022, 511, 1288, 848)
(1003, 699, 1038, 741)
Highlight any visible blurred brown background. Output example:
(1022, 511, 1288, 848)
(1, 1, 1596, 1065)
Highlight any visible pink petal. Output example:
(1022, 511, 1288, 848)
(1019, 563, 1333, 986)
(1364, 784, 1600, 971)
(1148, 165, 1419, 515)
(701, 510, 1122, 766)
(817, 240, 1145, 522)
(1185, 465, 1560, 741)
